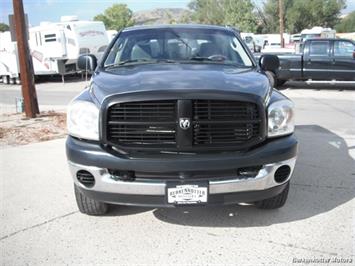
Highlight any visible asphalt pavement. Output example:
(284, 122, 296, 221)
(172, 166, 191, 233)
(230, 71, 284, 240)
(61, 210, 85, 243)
(1, 81, 355, 265)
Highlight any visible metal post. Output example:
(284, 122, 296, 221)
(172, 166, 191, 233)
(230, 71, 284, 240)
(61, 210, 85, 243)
(13, 0, 39, 118)
(279, 0, 285, 48)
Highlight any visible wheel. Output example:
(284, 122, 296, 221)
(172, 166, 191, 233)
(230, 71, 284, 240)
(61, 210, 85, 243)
(265, 71, 276, 88)
(255, 182, 290, 209)
(9, 78, 15, 85)
(276, 79, 287, 87)
(74, 185, 109, 215)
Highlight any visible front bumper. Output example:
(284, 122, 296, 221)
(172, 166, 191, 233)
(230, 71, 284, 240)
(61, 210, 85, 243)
(66, 135, 298, 207)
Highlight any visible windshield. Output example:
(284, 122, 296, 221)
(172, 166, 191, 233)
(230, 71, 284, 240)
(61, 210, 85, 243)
(103, 28, 254, 68)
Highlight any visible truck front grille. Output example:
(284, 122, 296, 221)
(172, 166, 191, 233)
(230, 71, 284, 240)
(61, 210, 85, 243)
(108, 124, 176, 145)
(107, 101, 176, 147)
(108, 101, 176, 122)
(193, 100, 260, 145)
(105, 99, 263, 152)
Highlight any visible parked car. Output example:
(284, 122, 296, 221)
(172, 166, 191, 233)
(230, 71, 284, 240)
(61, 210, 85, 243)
(262, 38, 355, 87)
(66, 24, 298, 215)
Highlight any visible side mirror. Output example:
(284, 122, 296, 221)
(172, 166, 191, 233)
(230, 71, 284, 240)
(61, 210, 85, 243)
(77, 54, 97, 72)
(259, 54, 280, 72)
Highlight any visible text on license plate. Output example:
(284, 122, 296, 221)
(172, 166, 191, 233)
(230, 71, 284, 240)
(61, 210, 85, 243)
(167, 184, 208, 204)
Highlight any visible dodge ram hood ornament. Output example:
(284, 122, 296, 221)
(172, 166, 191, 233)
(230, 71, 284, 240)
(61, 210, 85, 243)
(179, 118, 191, 130)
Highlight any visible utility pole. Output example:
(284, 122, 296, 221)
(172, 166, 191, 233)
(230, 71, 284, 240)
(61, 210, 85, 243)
(279, 0, 285, 48)
(13, 0, 39, 118)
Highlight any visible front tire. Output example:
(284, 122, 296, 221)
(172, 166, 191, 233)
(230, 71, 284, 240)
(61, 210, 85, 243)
(74, 185, 109, 215)
(255, 182, 289, 209)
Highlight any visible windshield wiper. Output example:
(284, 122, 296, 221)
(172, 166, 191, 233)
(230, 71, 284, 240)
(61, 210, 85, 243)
(105, 59, 152, 69)
(188, 56, 216, 62)
(105, 59, 176, 69)
(188, 56, 229, 63)
(188, 56, 249, 68)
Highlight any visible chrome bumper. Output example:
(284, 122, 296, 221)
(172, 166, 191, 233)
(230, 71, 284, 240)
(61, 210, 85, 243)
(68, 157, 297, 195)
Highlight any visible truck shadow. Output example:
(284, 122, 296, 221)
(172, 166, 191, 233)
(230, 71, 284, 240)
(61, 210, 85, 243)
(150, 125, 355, 227)
(279, 81, 355, 91)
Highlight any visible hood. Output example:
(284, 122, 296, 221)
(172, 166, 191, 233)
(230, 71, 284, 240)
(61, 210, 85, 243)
(91, 64, 270, 104)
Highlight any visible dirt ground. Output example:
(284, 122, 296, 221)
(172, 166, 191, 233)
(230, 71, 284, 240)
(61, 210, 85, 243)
(0, 111, 66, 148)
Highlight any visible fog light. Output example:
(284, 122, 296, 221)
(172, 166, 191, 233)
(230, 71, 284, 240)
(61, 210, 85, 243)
(274, 165, 291, 183)
(76, 170, 95, 187)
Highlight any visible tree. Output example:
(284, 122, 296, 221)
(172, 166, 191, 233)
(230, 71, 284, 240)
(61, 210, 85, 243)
(93, 4, 134, 31)
(188, 0, 225, 25)
(286, 0, 345, 33)
(0, 23, 10, 32)
(188, 0, 258, 32)
(262, 0, 346, 34)
(336, 11, 355, 32)
(224, 0, 259, 32)
(261, 0, 293, 33)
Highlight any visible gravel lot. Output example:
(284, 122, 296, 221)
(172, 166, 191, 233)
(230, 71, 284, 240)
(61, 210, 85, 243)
(0, 80, 354, 265)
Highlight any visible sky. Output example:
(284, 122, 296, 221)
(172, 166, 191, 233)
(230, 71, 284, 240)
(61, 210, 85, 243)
(1, 0, 355, 27)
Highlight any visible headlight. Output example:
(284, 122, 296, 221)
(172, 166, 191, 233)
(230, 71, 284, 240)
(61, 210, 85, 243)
(268, 99, 294, 137)
(67, 100, 99, 140)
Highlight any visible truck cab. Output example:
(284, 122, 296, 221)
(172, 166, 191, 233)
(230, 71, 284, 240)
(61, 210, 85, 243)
(303, 39, 355, 81)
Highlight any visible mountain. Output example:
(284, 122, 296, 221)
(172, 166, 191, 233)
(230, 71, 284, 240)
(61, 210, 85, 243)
(133, 8, 192, 25)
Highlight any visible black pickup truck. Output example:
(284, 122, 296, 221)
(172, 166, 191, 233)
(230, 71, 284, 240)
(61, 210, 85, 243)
(66, 25, 297, 215)
(262, 38, 355, 86)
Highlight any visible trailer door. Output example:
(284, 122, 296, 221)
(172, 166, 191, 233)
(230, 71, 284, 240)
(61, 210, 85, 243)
(42, 30, 66, 59)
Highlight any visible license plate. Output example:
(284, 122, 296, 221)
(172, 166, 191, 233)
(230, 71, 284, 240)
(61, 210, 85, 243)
(167, 182, 208, 205)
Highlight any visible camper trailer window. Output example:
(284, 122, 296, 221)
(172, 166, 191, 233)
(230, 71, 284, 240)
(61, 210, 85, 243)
(44, 34, 56, 42)
(79, 48, 90, 55)
(67, 25, 72, 31)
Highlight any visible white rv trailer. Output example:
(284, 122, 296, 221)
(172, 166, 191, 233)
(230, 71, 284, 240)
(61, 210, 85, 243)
(0, 16, 109, 84)
(259, 33, 293, 54)
(106, 30, 118, 42)
(0, 31, 20, 84)
(300, 27, 336, 42)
